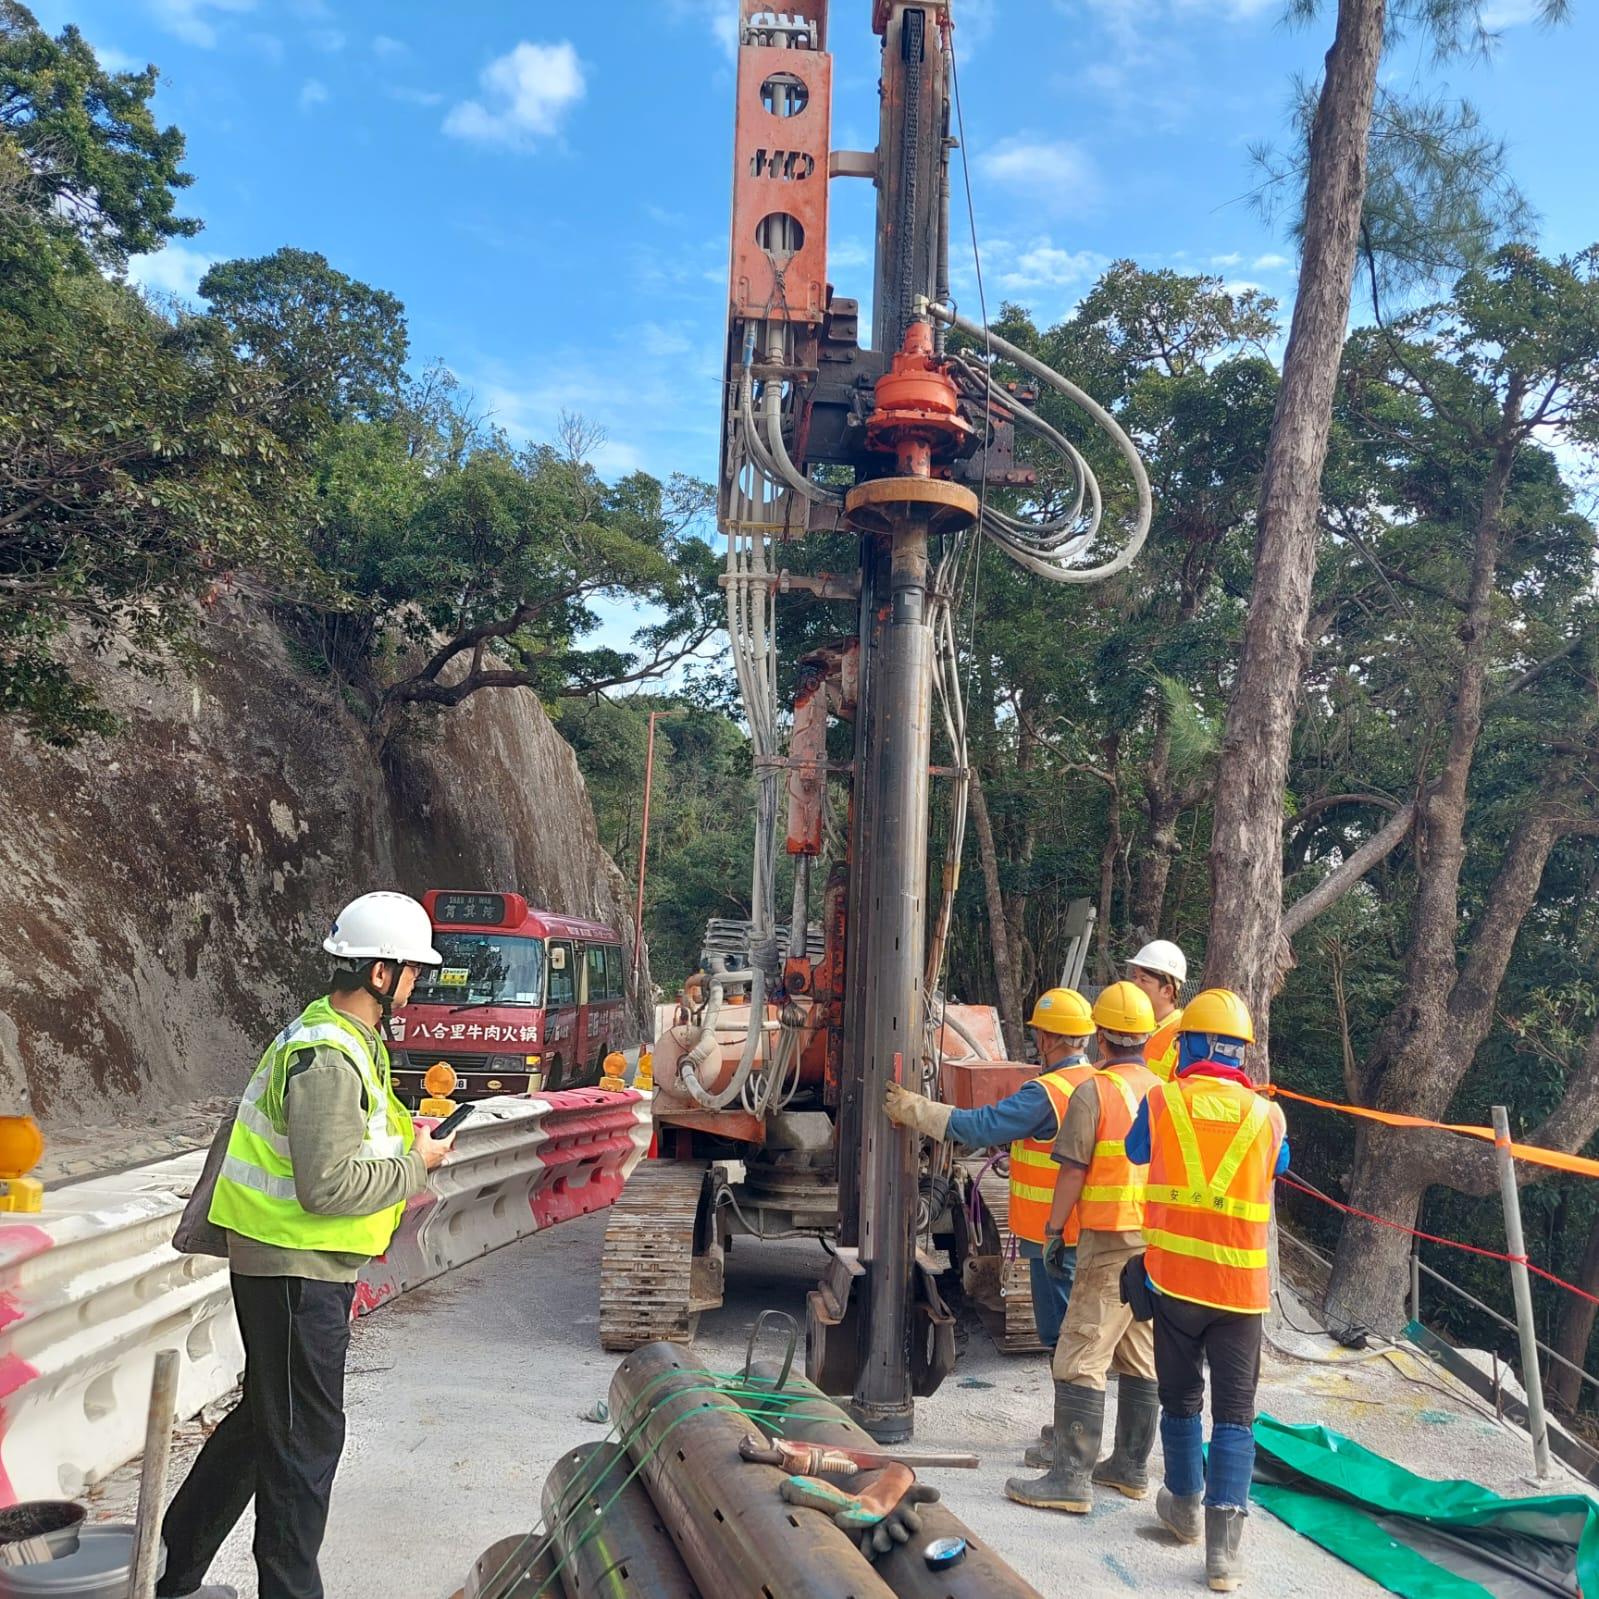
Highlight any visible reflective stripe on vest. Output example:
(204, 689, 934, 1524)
(1008, 1063, 1092, 1246)
(1143, 1076, 1284, 1314)
(209, 996, 416, 1257)
(1145, 1007, 1183, 1083)
(1077, 1060, 1158, 1232)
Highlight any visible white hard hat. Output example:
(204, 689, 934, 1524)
(1129, 938, 1187, 986)
(323, 892, 442, 966)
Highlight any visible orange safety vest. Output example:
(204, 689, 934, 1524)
(1008, 1061, 1094, 1247)
(1145, 1007, 1184, 1083)
(1077, 1060, 1159, 1232)
(1144, 1075, 1286, 1314)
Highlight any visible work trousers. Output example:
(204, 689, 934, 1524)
(156, 1274, 356, 1599)
(1051, 1229, 1155, 1389)
(1024, 1246, 1075, 1350)
(1152, 1290, 1263, 1427)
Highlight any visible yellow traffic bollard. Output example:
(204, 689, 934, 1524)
(0, 1115, 45, 1213)
(419, 1061, 458, 1118)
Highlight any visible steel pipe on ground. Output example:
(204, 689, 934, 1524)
(745, 1363, 1045, 1599)
(541, 1441, 700, 1598)
(454, 1533, 558, 1599)
(608, 1342, 896, 1599)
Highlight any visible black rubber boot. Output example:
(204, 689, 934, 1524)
(1004, 1382, 1103, 1513)
(1206, 1506, 1247, 1591)
(1157, 1486, 1203, 1543)
(1091, 1374, 1159, 1499)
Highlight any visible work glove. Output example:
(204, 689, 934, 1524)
(883, 1082, 953, 1141)
(1043, 1234, 1073, 1282)
(857, 1482, 941, 1562)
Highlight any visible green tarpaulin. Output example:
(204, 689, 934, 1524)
(1252, 1415, 1599, 1598)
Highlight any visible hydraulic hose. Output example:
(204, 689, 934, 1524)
(677, 957, 759, 1111)
(927, 301, 1153, 583)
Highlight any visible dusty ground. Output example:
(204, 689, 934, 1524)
(88, 1205, 1594, 1599)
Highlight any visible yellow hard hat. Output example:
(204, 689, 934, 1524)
(1179, 988, 1255, 1044)
(1092, 980, 1156, 1037)
(1028, 987, 1095, 1036)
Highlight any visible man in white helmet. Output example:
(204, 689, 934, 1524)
(1128, 938, 1187, 1082)
(156, 892, 457, 1599)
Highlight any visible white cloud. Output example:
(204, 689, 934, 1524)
(1221, 279, 1265, 296)
(1210, 252, 1244, 267)
(1173, 0, 1281, 16)
(1480, 0, 1543, 24)
(976, 137, 1099, 214)
(1252, 252, 1290, 270)
(388, 84, 444, 108)
(90, 40, 143, 72)
(989, 240, 1110, 295)
(298, 78, 329, 112)
(148, 0, 255, 49)
(127, 244, 219, 300)
(245, 32, 284, 64)
(373, 34, 407, 57)
(444, 41, 586, 150)
(666, 0, 739, 62)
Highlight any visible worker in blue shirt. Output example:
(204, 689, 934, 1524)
(885, 988, 1097, 1351)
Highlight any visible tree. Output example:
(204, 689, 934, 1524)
(0, 274, 316, 742)
(1204, 0, 1564, 1058)
(306, 406, 722, 741)
(1306, 246, 1599, 1332)
(942, 267, 1276, 1039)
(0, 15, 312, 744)
(200, 248, 408, 430)
(0, 2, 196, 269)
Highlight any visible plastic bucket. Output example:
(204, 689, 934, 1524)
(0, 1525, 162, 1597)
(0, 1504, 85, 1564)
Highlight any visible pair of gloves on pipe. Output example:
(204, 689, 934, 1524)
(780, 1466, 942, 1561)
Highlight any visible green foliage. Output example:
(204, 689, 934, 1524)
(0, 2, 196, 270)
(200, 248, 409, 431)
(306, 397, 720, 723)
(1253, 84, 1535, 302)
(554, 696, 758, 987)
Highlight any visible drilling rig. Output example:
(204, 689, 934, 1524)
(599, 1, 1151, 1442)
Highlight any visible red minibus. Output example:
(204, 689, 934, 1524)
(387, 889, 626, 1105)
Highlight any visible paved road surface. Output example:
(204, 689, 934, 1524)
(93, 1208, 1591, 1597)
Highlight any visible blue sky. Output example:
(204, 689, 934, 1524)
(34, 0, 1599, 487)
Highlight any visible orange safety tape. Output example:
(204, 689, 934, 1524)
(1265, 1084, 1599, 1181)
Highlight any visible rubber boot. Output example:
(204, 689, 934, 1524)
(1004, 1382, 1103, 1513)
(1205, 1507, 1246, 1591)
(1091, 1374, 1159, 1498)
(1157, 1410, 1204, 1542)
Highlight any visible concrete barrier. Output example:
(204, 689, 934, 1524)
(0, 1089, 650, 1506)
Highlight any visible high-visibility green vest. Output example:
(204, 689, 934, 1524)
(209, 996, 416, 1256)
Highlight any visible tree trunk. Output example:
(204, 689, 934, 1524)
(1547, 1213, 1599, 1414)
(1204, 0, 1387, 1064)
(1094, 734, 1122, 985)
(970, 769, 1024, 1056)
(1321, 1124, 1424, 1337)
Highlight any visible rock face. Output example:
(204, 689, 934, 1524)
(0, 600, 646, 1120)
